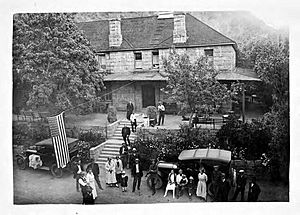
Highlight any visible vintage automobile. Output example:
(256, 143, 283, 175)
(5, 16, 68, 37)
(16, 138, 80, 178)
(146, 148, 233, 197)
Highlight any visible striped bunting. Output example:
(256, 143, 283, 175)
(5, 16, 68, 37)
(47, 112, 70, 168)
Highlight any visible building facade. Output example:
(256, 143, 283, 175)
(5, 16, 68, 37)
(78, 13, 237, 112)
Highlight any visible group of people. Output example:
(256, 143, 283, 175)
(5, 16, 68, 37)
(126, 100, 166, 128)
(163, 165, 261, 202)
(72, 159, 103, 204)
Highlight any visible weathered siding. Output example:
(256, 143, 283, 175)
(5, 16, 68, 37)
(105, 45, 235, 73)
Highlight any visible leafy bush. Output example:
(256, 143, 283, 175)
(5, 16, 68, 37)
(79, 130, 106, 148)
(13, 122, 50, 147)
(216, 118, 271, 160)
(107, 105, 117, 123)
(135, 124, 218, 169)
(146, 106, 157, 124)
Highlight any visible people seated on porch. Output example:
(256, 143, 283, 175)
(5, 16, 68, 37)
(130, 112, 137, 132)
(164, 169, 177, 198)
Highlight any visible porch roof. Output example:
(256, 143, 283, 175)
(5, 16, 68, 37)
(103, 71, 168, 81)
(216, 67, 261, 81)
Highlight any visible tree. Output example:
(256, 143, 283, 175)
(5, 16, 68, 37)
(162, 52, 232, 120)
(13, 13, 104, 114)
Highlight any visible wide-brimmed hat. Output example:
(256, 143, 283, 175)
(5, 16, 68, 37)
(132, 148, 137, 151)
(239, 169, 245, 173)
(122, 170, 126, 174)
(189, 176, 194, 180)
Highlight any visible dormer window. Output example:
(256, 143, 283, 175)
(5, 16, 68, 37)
(152, 51, 159, 69)
(134, 52, 142, 69)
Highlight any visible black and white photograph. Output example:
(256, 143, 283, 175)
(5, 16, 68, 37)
(1, 0, 300, 214)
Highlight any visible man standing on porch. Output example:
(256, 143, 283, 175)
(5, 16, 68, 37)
(126, 101, 134, 121)
(157, 101, 165, 126)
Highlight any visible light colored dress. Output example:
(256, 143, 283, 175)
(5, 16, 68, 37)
(196, 172, 208, 200)
(86, 172, 97, 199)
(105, 161, 117, 184)
(166, 173, 176, 190)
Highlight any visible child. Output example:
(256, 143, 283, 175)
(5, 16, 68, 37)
(121, 170, 128, 192)
(187, 176, 195, 200)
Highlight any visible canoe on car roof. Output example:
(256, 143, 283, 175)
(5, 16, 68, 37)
(178, 148, 231, 164)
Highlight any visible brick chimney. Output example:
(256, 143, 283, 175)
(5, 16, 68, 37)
(109, 19, 122, 47)
(173, 13, 187, 43)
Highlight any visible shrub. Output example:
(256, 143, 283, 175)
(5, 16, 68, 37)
(146, 106, 157, 124)
(107, 105, 117, 123)
(79, 130, 106, 148)
(135, 124, 218, 169)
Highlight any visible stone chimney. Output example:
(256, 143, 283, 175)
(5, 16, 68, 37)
(173, 13, 187, 43)
(109, 19, 122, 47)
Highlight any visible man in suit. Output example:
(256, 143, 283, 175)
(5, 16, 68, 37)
(232, 169, 247, 201)
(126, 101, 134, 120)
(216, 173, 231, 201)
(131, 158, 143, 193)
(157, 101, 165, 126)
(119, 143, 129, 169)
(121, 125, 131, 145)
(145, 159, 158, 195)
(86, 158, 103, 190)
(248, 177, 261, 201)
(72, 159, 84, 192)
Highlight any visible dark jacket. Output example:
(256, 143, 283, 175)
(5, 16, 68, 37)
(122, 126, 131, 137)
(86, 162, 99, 176)
(236, 174, 247, 189)
(248, 182, 261, 201)
(217, 179, 231, 201)
(72, 164, 84, 178)
(131, 163, 143, 177)
(119, 145, 129, 155)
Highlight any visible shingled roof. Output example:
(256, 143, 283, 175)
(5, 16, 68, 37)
(77, 13, 235, 52)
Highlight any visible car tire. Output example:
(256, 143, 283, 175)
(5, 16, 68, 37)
(146, 175, 163, 190)
(16, 157, 26, 170)
(50, 163, 63, 178)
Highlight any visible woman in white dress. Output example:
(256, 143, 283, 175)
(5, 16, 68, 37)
(163, 169, 177, 198)
(105, 157, 117, 187)
(196, 167, 208, 200)
(86, 168, 97, 200)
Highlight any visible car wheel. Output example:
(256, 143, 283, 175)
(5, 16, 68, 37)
(146, 175, 163, 190)
(50, 163, 63, 178)
(16, 157, 26, 170)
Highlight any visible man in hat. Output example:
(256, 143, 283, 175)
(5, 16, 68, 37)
(131, 158, 143, 193)
(216, 173, 231, 201)
(72, 159, 84, 192)
(232, 169, 247, 201)
(145, 159, 158, 195)
(130, 147, 140, 168)
(126, 101, 134, 121)
(121, 125, 131, 145)
(247, 177, 261, 201)
(157, 101, 165, 126)
(119, 143, 129, 169)
(187, 176, 195, 200)
(121, 170, 128, 192)
(211, 165, 222, 200)
(86, 158, 104, 190)
(176, 169, 188, 198)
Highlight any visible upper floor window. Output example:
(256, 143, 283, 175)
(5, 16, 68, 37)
(152, 51, 159, 69)
(204, 49, 213, 57)
(134, 52, 142, 69)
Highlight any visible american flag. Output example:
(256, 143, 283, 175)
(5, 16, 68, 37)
(47, 112, 70, 168)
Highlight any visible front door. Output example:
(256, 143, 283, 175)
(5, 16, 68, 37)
(142, 85, 156, 108)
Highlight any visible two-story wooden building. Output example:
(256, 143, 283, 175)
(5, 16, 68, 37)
(77, 13, 241, 112)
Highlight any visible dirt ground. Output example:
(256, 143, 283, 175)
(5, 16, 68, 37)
(13, 159, 288, 205)
(13, 162, 210, 204)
